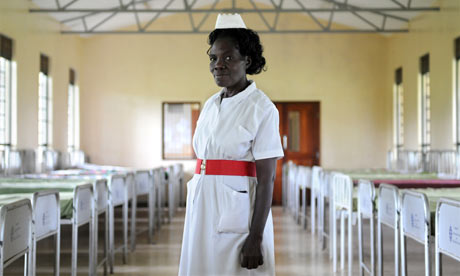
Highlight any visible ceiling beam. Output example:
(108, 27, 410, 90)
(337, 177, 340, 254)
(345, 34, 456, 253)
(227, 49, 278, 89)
(30, 7, 440, 13)
(60, 29, 409, 34)
(323, 0, 410, 22)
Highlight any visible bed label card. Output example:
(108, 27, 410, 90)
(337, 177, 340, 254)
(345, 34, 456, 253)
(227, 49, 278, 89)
(35, 194, 58, 238)
(379, 188, 396, 227)
(359, 182, 373, 216)
(96, 182, 108, 210)
(4, 204, 31, 261)
(111, 178, 125, 206)
(137, 173, 150, 195)
(77, 188, 92, 223)
(438, 203, 460, 258)
(402, 193, 427, 242)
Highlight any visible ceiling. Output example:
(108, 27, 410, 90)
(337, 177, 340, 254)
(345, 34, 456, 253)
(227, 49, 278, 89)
(29, 0, 439, 34)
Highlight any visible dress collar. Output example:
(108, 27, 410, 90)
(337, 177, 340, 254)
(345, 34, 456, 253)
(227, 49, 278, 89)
(213, 81, 257, 107)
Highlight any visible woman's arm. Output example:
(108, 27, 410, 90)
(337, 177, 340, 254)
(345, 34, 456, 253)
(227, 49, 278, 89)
(241, 157, 277, 269)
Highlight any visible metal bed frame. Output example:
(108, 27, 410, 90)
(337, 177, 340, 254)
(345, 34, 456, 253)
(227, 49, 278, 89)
(153, 168, 164, 230)
(435, 197, 460, 276)
(42, 170, 130, 273)
(319, 170, 333, 259)
(93, 179, 109, 275)
(107, 174, 129, 274)
(74, 164, 138, 254)
(311, 166, 322, 236)
(282, 162, 289, 211)
(0, 198, 33, 276)
(357, 180, 376, 276)
(31, 190, 61, 276)
(20, 175, 109, 276)
(399, 190, 431, 276)
(287, 164, 298, 218)
(377, 184, 400, 276)
(60, 183, 95, 276)
(158, 167, 173, 224)
(131, 170, 156, 248)
(331, 172, 354, 275)
(298, 166, 312, 229)
(166, 166, 178, 223)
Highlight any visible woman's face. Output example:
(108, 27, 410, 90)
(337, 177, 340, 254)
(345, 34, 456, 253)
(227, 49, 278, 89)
(209, 37, 249, 91)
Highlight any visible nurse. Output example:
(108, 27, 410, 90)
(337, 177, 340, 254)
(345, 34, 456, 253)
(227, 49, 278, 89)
(179, 14, 284, 276)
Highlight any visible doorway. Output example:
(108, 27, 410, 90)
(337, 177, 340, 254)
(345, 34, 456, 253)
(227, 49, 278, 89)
(273, 102, 320, 205)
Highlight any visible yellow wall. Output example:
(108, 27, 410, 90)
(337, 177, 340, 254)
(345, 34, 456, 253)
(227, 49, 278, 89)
(0, 0, 82, 152)
(80, 12, 389, 170)
(386, 0, 460, 151)
(3, 0, 459, 172)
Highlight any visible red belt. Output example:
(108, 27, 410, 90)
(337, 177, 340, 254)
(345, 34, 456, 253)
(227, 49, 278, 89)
(195, 159, 257, 177)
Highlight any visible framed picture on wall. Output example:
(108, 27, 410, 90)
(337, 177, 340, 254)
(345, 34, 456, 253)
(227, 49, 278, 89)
(162, 102, 200, 160)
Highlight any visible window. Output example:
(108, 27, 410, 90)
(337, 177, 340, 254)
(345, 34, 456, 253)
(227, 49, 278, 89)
(455, 37, 460, 151)
(394, 67, 404, 150)
(67, 69, 79, 150)
(0, 34, 15, 149)
(420, 54, 430, 152)
(162, 102, 200, 159)
(38, 54, 52, 147)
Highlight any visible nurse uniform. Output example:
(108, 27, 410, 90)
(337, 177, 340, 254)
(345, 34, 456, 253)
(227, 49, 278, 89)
(178, 81, 284, 276)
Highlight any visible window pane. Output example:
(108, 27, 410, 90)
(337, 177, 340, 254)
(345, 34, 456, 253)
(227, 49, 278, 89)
(38, 72, 51, 146)
(288, 111, 301, 152)
(163, 102, 200, 159)
(457, 59, 460, 150)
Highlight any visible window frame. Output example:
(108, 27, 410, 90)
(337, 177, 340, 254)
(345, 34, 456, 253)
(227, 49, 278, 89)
(419, 53, 430, 153)
(0, 34, 14, 149)
(67, 68, 79, 151)
(38, 54, 52, 148)
(394, 67, 404, 151)
(454, 37, 460, 151)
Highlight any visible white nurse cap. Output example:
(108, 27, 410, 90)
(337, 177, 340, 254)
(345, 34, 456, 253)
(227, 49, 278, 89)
(215, 13, 247, 29)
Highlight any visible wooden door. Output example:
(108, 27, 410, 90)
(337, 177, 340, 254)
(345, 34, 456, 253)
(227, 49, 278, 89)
(272, 102, 320, 205)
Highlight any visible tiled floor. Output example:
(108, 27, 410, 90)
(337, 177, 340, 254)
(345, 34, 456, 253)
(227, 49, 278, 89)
(6, 206, 460, 275)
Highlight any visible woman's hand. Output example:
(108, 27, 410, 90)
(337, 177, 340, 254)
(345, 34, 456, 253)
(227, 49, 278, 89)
(241, 234, 263, 269)
(240, 157, 277, 270)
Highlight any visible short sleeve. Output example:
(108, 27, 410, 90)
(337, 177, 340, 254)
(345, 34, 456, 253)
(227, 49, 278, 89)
(252, 106, 284, 160)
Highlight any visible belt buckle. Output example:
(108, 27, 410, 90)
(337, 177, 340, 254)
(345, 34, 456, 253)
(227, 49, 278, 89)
(200, 160, 206, 174)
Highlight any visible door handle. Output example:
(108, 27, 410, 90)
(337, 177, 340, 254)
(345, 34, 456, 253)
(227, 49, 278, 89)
(283, 135, 288, 150)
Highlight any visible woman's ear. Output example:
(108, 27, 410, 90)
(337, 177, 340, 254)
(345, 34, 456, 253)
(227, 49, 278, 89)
(245, 56, 252, 69)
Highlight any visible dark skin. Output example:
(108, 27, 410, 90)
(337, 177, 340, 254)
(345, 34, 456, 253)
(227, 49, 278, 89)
(209, 37, 278, 270)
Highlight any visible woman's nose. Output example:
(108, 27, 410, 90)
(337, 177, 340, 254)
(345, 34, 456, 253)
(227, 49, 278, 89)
(215, 58, 225, 69)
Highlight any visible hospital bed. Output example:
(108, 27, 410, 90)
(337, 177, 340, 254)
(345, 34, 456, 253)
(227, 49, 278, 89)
(76, 164, 154, 251)
(25, 171, 124, 274)
(355, 181, 460, 276)
(0, 178, 94, 276)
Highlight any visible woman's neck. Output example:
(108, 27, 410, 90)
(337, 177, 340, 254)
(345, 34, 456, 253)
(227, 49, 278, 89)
(223, 79, 251, 98)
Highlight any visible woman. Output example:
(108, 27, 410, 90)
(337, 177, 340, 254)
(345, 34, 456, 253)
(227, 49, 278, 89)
(179, 14, 284, 276)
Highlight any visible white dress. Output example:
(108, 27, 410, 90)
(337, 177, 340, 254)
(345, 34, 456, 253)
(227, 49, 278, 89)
(178, 82, 284, 276)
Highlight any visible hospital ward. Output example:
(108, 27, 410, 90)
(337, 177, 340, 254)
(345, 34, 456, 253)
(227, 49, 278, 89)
(1, 0, 460, 275)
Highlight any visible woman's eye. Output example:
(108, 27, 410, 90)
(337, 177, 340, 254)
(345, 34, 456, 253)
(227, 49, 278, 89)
(209, 56, 216, 61)
(225, 56, 232, 61)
